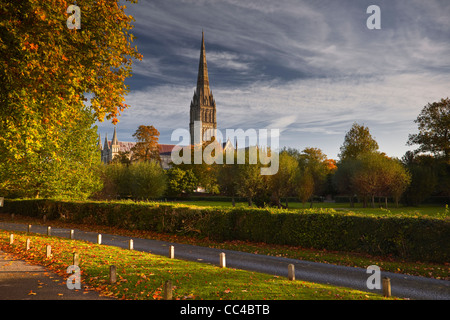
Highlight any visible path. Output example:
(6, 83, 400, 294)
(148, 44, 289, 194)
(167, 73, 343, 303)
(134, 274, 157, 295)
(1, 222, 449, 300)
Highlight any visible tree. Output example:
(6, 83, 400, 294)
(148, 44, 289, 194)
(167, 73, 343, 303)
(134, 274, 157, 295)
(351, 152, 411, 208)
(0, 0, 142, 198)
(402, 153, 439, 205)
(333, 158, 359, 207)
(296, 167, 315, 207)
(407, 98, 450, 161)
(298, 147, 332, 198)
(217, 152, 239, 206)
(269, 152, 298, 208)
(0, 106, 103, 199)
(128, 161, 167, 200)
(131, 125, 161, 162)
(338, 123, 379, 160)
(166, 167, 198, 198)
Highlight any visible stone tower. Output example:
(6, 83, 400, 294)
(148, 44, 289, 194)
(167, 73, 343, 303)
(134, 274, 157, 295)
(189, 32, 217, 145)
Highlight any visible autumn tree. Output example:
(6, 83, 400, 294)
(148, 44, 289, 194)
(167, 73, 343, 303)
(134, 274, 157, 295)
(0, 0, 142, 198)
(338, 123, 379, 160)
(131, 125, 161, 162)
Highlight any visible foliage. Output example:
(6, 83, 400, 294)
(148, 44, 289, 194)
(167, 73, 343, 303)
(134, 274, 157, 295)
(96, 162, 166, 200)
(128, 161, 167, 200)
(269, 152, 299, 208)
(165, 167, 198, 197)
(0, 0, 142, 198)
(2, 199, 449, 263)
(0, 107, 103, 199)
(407, 98, 450, 161)
(338, 123, 379, 160)
(131, 125, 161, 162)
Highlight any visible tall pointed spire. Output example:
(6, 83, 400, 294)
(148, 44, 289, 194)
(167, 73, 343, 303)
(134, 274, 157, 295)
(196, 30, 210, 97)
(112, 126, 119, 146)
(190, 31, 217, 145)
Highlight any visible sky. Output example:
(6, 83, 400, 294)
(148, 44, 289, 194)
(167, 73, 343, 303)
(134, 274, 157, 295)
(96, 0, 450, 160)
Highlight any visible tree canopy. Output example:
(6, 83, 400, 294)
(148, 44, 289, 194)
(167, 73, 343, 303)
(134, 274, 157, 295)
(338, 123, 379, 161)
(407, 98, 450, 162)
(0, 0, 142, 198)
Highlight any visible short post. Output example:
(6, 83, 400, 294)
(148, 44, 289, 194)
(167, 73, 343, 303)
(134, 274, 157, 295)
(70, 230, 74, 240)
(109, 265, 117, 284)
(27, 224, 32, 233)
(219, 252, 226, 268)
(169, 245, 175, 259)
(73, 253, 80, 266)
(97, 234, 102, 245)
(382, 277, 391, 298)
(46, 245, 52, 258)
(47, 226, 51, 236)
(9, 234, 14, 245)
(26, 238, 31, 251)
(163, 280, 173, 300)
(128, 239, 134, 250)
(43, 215, 46, 223)
(288, 264, 295, 281)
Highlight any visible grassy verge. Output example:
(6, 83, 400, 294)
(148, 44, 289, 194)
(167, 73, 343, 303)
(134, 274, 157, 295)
(0, 213, 448, 280)
(0, 230, 394, 300)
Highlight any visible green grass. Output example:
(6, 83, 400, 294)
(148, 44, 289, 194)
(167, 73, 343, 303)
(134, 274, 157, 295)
(173, 200, 449, 218)
(0, 230, 394, 300)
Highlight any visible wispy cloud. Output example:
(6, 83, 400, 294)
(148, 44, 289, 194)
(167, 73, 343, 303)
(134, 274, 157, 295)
(98, 0, 450, 159)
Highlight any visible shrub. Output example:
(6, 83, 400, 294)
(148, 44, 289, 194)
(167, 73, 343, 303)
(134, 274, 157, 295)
(1, 199, 448, 263)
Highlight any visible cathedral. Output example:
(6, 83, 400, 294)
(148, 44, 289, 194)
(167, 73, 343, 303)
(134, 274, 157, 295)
(99, 32, 229, 168)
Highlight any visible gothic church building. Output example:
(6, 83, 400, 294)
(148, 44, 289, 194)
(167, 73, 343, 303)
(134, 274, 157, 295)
(100, 32, 229, 167)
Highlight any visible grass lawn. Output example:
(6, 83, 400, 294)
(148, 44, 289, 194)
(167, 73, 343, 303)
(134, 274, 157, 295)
(174, 200, 449, 218)
(0, 230, 394, 300)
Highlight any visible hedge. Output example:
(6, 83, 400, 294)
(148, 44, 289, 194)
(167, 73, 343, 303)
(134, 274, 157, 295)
(1, 199, 449, 263)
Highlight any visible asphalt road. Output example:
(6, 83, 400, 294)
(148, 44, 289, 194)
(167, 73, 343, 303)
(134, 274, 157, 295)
(1, 221, 449, 300)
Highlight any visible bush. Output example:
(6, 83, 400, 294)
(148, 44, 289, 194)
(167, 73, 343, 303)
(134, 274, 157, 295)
(96, 162, 166, 200)
(1, 199, 448, 263)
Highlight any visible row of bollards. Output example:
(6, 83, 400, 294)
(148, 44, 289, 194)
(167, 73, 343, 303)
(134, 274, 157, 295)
(8, 227, 393, 299)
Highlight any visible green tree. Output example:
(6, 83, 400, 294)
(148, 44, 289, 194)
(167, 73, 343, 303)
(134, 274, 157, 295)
(407, 98, 450, 161)
(166, 167, 198, 198)
(338, 123, 379, 160)
(217, 152, 239, 206)
(333, 158, 360, 207)
(0, 107, 102, 199)
(270, 152, 299, 208)
(128, 161, 167, 200)
(296, 167, 315, 207)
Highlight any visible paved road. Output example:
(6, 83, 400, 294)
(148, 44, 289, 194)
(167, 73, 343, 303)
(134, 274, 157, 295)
(0, 249, 112, 300)
(1, 222, 449, 300)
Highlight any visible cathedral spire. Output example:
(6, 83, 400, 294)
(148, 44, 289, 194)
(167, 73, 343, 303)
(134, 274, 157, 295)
(196, 31, 210, 97)
(112, 126, 119, 146)
(190, 31, 217, 145)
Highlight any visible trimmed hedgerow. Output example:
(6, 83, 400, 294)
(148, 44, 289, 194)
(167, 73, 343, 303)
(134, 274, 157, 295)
(1, 199, 449, 263)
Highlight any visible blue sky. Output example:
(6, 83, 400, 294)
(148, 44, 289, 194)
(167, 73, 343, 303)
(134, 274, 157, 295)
(96, 0, 450, 160)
